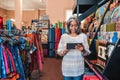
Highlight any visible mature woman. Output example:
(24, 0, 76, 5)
(57, 16, 91, 80)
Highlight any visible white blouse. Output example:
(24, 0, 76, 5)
(57, 33, 91, 77)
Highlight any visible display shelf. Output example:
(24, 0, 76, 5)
(87, 0, 112, 60)
(84, 58, 106, 80)
(84, 0, 120, 79)
(73, 0, 120, 79)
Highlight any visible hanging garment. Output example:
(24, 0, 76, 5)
(34, 34, 42, 71)
(7, 45, 20, 75)
(13, 46, 26, 80)
(2, 46, 10, 74)
(26, 33, 34, 44)
(36, 33, 44, 63)
(0, 38, 2, 78)
(6, 20, 12, 35)
(0, 44, 7, 78)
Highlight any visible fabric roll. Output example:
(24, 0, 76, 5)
(49, 50, 55, 57)
(59, 22, 63, 28)
(49, 42, 55, 49)
(61, 28, 65, 34)
(55, 28, 61, 43)
(55, 42, 59, 50)
(48, 28, 55, 42)
(0, 16, 3, 29)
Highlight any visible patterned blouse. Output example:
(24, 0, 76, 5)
(57, 33, 91, 77)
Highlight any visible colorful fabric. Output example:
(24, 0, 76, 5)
(2, 46, 10, 74)
(0, 44, 7, 78)
(34, 34, 42, 71)
(13, 46, 26, 80)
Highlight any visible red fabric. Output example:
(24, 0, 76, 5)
(55, 28, 62, 50)
(26, 33, 34, 44)
(55, 28, 61, 42)
(0, 16, 3, 29)
(34, 34, 42, 71)
(2, 46, 10, 74)
(6, 48, 17, 74)
(83, 75, 99, 80)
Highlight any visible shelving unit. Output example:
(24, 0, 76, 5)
(73, 0, 120, 80)
(31, 19, 50, 56)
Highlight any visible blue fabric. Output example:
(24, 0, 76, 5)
(64, 75, 83, 80)
(6, 20, 12, 35)
(61, 28, 65, 34)
(48, 28, 55, 42)
(7, 53, 14, 72)
(19, 37, 25, 50)
(0, 44, 7, 78)
(112, 32, 118, 43)
(0, 45, 2, 78)
(13, 46, 26, 80)
(0, 38, 2, 78)
(8, 45, 20, 74)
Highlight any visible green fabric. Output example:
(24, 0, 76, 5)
(106, 23, 116, 31)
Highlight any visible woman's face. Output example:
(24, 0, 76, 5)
(69, 20, 78, 34)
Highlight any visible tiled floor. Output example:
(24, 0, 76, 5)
(30, 57, 63, 80)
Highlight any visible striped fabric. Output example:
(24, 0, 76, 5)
(57, 33, 90, 77)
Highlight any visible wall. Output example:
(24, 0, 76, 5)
(0, 8, 46, 27)
(22, 10, 39, 26)
(39, 10, 46, 16)
(46, 0, 75, 24)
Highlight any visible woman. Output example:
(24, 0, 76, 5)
(57, 16, 91, 80)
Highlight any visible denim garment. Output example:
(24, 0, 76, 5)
(64, 75, 83, 80)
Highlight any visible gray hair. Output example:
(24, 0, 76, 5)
(66, 16, 81, 34)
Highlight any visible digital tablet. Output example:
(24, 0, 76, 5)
(67, 43, 82, 49)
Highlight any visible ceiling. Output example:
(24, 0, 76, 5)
(0, 0, 46, 10)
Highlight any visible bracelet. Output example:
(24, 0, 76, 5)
(81, 49, 86, 54)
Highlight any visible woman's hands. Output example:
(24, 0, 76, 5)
(59, 49, 69, 56)
(75, 44, 86, 54)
